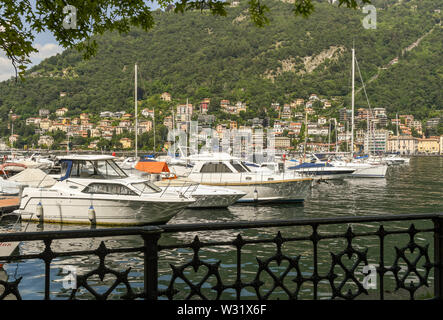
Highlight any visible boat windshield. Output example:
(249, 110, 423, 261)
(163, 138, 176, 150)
(70, 160, 128, 179)
(131, 181, 162, 194)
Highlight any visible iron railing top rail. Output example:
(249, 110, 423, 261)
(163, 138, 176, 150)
(0, 212, 442, 242)
(159, 212, 443, 233)
(0, 225, 162, 242)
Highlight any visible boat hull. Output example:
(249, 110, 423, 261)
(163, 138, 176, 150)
(17, 193, 191, 226)
(350, 165, 388, 178)
(196, 179, 312, 203)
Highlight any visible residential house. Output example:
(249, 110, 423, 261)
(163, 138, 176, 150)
(100, 111, 114, 118)
(56, 107, 68, 117)
(200, 99, 210, 114)
(9, 134, 19, 145)
(318, 117, 327, 125)
(271, 103, 280, 112)
(161, 92, 172, 101)
(120, 138, 133, 149)
(309, 94, 319, 101)
(121, 113, 132, 120)
(38, 135, 54, 147)
(163, 116, 173, 130)
(141, 109, 155, 119)
(281, 104, 292, 119)
(295, 99, 304, 107)
(364, 130, 388, 154)
(39, 109, 50, 117)
(177, 103, 193, 122)
(417, 138, 440, 154)
(426, 118, 440, 128)
(139, 121, 153, 133)
(387, 135, 418, 155)
(39, 119, 52, 131)
(274, 136, 291, 149)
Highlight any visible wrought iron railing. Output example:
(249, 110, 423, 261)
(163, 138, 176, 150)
(0, 212, 442, 300)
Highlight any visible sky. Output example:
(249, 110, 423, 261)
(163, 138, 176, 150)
(0, 31, 63, 81)
(0, 1, 161, 81)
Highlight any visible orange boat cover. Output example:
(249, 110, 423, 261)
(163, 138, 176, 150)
(135, 161, 170, 173)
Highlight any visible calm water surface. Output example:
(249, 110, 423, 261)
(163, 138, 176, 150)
(1, 157, 442, 299)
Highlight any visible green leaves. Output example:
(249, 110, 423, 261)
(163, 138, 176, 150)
(248, 0, 270, 27)
(0, 0, 374, 81)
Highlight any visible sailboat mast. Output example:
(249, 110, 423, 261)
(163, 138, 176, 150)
(396, 113, 399, 151)
(153, 108, 156, 153)
(304, 108, 308, 162)
(351, 48, 355, 158)
(135, 64, 138, 159)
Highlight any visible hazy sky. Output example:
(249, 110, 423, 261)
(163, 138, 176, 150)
(0, 1, 161, 81)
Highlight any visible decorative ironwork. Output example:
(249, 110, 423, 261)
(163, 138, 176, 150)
(0, 213, 442, 300)
(0, 277, 22, 300)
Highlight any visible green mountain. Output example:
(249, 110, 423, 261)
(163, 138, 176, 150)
(0, 0, 441, 123)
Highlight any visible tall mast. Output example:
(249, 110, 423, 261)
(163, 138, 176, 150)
(304, 108, 308, 162)
(328, 120, 331, 152)
(367, 106, 370, 155)
(135, 64, 138, 159)
(351, 47, 355, 158)
(396, 113, 399, 151)
(153, 107, 156, 153)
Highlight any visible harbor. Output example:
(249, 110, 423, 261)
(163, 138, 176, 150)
(0, 0, 441, 305)
(0, 155, 440, 300)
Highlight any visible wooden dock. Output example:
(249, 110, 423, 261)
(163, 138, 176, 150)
(0, 197, 19, 214)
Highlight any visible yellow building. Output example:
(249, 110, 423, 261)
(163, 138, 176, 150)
(417, 138, 440, 154)
(119, 138, 133, 149)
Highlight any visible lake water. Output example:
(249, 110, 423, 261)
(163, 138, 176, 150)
(1, 156, 442, 299)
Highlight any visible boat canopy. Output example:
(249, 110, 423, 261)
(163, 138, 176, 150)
(288, 162, 332, 170)
(135, 161, 170, 174)
(57, 155, 115, 161)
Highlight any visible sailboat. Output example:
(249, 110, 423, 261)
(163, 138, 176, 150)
(331, 48, 388, 178)
(127, 65, 247, 208)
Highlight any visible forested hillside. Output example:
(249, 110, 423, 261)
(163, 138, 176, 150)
(0, 0, 441, 122)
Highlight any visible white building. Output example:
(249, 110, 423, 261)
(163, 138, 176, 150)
(364, 130, 388, 154)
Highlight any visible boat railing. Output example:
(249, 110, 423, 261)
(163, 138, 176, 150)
(0, 212, 442, 300)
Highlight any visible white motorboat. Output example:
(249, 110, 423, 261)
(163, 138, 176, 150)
(331, 159, 388, 178)
(183, 153, 313, 203)
(14, 155, 195, 226)
(133, 160, 246, 208)
(382, 154, 410, 165)
(285, 162, 356, 180)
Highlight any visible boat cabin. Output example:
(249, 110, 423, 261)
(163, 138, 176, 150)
(56, 155, 162, 195)
(58, 155, 128, 180)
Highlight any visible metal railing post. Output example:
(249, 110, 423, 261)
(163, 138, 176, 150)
(142, 226, 163, 300)
(434, 214, 443, 299)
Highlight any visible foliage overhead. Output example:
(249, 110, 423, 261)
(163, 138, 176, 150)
(1, 0, 370, 78)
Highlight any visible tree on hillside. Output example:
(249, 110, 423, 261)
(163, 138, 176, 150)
(0, 0, 370, 79)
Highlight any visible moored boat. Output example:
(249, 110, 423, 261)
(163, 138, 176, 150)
(14, 155, 195, 226)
